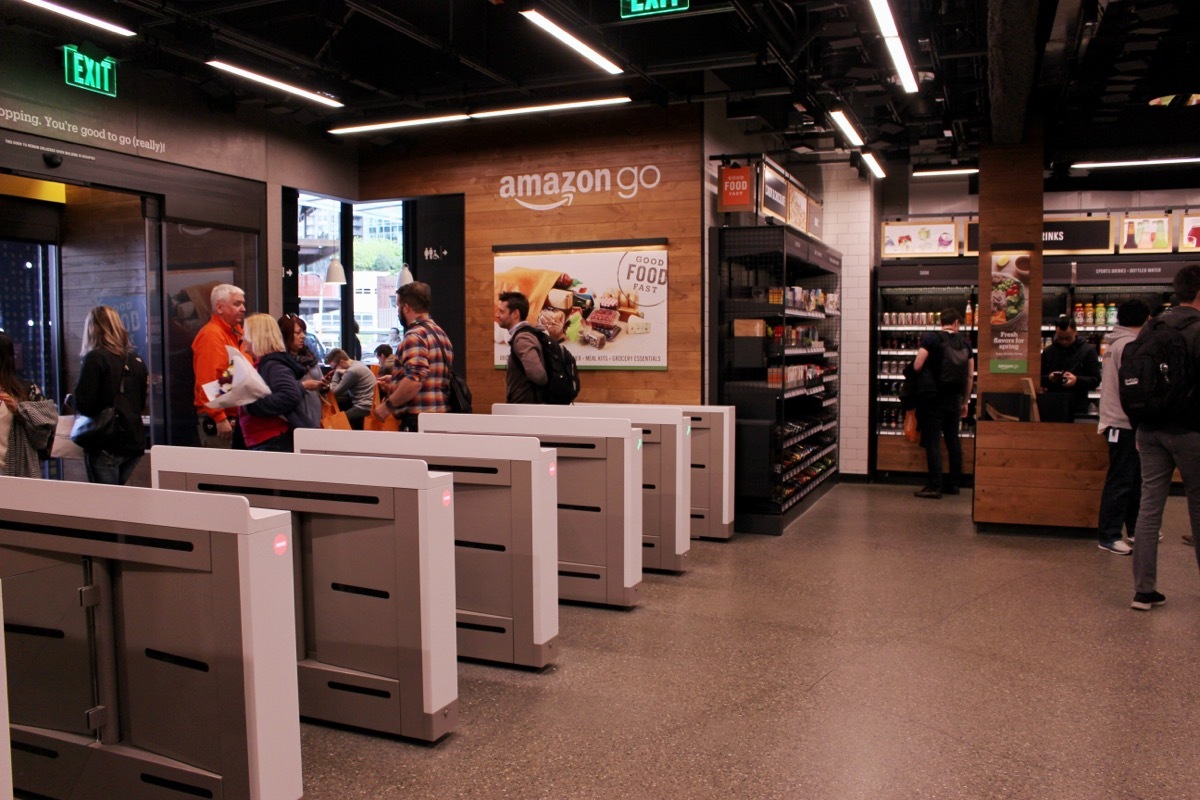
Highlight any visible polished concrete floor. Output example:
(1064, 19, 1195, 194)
(300, 484, 1200, 799)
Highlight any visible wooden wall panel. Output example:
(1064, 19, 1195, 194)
(360, 106, 704, 410)
(876, 434, 976, 475)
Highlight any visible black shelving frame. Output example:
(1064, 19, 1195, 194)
(709, 225, 842, 535)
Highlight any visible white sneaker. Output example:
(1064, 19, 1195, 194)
(1099, 540, 1133, 555)
(1125, 531, 1163, 544)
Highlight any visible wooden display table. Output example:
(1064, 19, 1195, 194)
(877, 433, 976, 476)
(973, 421, 1107, 528)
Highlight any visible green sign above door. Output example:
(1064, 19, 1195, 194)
(63, 45, 117, 97)
(620, 0, 690, 19)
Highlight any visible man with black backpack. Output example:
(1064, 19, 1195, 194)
(1126, 265, 1200, 611)
(911, 307, 974, 499)
(496, 290, 579, 404)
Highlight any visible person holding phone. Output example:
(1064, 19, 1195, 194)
(1040, 316, 1100, 420)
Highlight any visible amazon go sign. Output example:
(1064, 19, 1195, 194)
(498, 164, 661, 211)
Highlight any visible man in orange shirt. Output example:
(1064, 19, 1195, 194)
(192, 284, 248, 447)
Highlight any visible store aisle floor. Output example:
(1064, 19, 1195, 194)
(299, 484, 1200, 799)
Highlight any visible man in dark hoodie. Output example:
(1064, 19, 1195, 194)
(1095, 299, 1151, 555)
(1040, 316, 1101, 420)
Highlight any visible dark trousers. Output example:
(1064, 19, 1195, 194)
(918, 392, 963, 491)
(1097, 427, 1141, 544)
(84, 449, 142, 485)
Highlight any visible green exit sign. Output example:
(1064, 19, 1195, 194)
(63, 45, 117, 97)
(620, 0, 690, 19)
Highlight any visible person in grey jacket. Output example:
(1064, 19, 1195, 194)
(326, 348, 377, 430)
(1095, 299, 1151, 555)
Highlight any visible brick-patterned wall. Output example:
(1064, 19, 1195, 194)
(794, 163, 878, 476)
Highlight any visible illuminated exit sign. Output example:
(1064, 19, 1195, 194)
(620, 0, 690, 19)
(63, 45, 117, 98)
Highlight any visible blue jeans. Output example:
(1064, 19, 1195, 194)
(1132, 426, 1200, 593)
(1097, 427, 1140, 544)
(84, 449, 142, 486)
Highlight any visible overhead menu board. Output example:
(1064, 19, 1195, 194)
(759, 161, 788, 225)
(881, 220, 958, 258)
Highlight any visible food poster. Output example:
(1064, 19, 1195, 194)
(881, 220, 958, 257)
(1181, 215, 1200, 251)
(987, 251, 1031, 374)
(494, 248, 668, 369)
(1117, 215, 1171, 253)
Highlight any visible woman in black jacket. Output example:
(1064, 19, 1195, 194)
(74, 305, 149, 485)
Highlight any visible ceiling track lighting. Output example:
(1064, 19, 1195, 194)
(207, 60, 343, 108)
(1072, 157, 1200, 169)
(519, 9, 623, 75)
(16, 0, 136, 37)
(866, 0, 918, 93)
(328, 97, 631, 135)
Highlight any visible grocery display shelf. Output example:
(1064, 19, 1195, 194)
(879, 349, 918, 357)
(822, 396, 839, 407)
(781, 422, 835, 449)
(724, 299, 830, 319)
(774, 465, 838, 513)
(784, 384, 827, 399)
(877, 429, 976, 439)
(777, 443, 838, 482)
(879, 325, 978, 332)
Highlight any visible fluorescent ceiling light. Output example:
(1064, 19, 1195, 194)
(207, 60, 344, 108)
(913, 167, 979, 177)
(471, 96, 631, 119)
(883, 37, 919, 93)
(520, 10, 623, 75)
(329, 114, 470, 134)
(17, 0, 135, 37)
(861, 153, 886, 179)
(865, 0, 917, 94)
(828, 109, 865, 147)
(1073, 157, 1200, 169)
(327, 97, 631, 135)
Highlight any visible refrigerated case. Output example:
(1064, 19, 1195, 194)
(873, 262, 978, 477)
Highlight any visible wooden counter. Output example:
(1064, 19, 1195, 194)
(973, 421, 1107, 528)
(877, 433, 975, 476)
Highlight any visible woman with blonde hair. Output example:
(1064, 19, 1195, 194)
(73, 305, 149, 484)
(239, 313, 312, 451)
(1, 331, 58, 477)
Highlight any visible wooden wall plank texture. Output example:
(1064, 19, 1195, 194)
(359, 106, 704, 410)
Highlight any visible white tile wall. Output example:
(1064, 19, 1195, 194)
(793, 162, 879, 476)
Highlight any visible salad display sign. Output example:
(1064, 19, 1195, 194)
(881, 220, 958, 257)
(494, 247, 669, 370)
(1181, 215, 1200, 252)
(987, 251, 1031, 375)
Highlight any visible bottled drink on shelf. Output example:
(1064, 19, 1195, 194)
(1084, 303, 1095, 325)
(964, 300, 974, 327)
(1073, 303, 1085, 325)
(1106, 303, 1118, 326)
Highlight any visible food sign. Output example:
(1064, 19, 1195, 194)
(882, 220, 958, 257)
(494, 247, 669, 370)
(987, 251, 1031, 375)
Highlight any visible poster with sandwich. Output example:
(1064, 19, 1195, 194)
(494, 247, 669, 369)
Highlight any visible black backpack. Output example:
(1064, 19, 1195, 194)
(515, 327, 580, 404)
(1118, 313, 1200, 427)
(938, 331, 970, 386)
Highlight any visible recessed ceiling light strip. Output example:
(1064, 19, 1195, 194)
(861, 152, 886, 179)
(16, 0, 136, 37)
(207, 60, 344, 108)
(1072, 157, 1200, 169)
(520, 10, 624, 75)
(913, 168, 979, 177)
(328, 97, 632, 134)
(828, 109, 865, 147)
(867, 0, 918, 93)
